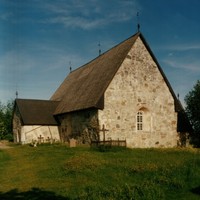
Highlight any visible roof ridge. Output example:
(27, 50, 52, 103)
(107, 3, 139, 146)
(70, 32, 140, 74)
(16, 98, 60, 103)
(93, 33, 141, 108)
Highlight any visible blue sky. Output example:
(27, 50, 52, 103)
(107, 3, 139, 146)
(0, 0, 200, 106)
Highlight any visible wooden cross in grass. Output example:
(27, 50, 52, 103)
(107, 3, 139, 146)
(38, 135, 44, 144)
(99, 124, 109, 142)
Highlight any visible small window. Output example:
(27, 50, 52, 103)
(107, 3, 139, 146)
(137, 111, 143, 131)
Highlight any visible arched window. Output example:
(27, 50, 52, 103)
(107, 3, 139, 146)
(137, 111, 143, 131)
(136, 107, 151, 132)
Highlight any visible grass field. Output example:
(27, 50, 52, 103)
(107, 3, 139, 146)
(0, 143, 200, 199)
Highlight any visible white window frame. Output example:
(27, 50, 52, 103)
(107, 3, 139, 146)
(137, 111, 143, 131)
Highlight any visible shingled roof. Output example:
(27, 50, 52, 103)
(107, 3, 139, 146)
(15, 99, 59, 125)
(51, 32, 183, 115)
(51, 32, 140, 114)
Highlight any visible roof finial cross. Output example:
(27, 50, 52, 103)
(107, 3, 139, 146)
(69, 61, 72, 73)
(15, 90, 18, 99)
(98, 42, 101, 56)
(137, 11, 140, 32)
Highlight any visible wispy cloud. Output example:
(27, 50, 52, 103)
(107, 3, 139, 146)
(163, 57, 200, 72)
(0, 38, 89, 100)
(42, 0, 140, 30)
(45, 16, 106, 30)
(157, 40, 200, 73)
(0, 0, 140, 30)
(164, 43, 200, 51)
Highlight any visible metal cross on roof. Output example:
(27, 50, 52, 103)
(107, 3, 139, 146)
(69, 61, 72, 73)
(137, 11, 140, 32)
(98, 42, 101, 56)
(15, 90, 18, 99)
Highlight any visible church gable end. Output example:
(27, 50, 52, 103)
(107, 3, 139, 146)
(98, 36, 179, 148)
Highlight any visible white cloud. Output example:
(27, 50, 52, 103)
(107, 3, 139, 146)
(42, 0, 140, 30)
(165, 43, 200, 51)
(46, 16, 105, 30)
(0, 0, 142, 103)
(0, 0, 140, 30)
(163, 57, 200, 72)
(157, 41, 200, 73)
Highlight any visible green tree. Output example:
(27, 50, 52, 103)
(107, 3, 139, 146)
(0, 100, 14, 141)
(185, 80, 200, 147)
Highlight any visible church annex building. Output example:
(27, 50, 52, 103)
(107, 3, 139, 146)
(12, 32, 191, 148)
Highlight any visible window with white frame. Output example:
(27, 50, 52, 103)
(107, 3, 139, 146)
(137, 111, 143, 131)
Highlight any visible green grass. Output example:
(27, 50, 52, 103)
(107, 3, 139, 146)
(0, 144, 200, 199)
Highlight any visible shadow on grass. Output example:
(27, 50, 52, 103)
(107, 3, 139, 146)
(191, 186, 200, 195)
(0, 188, 69, 200)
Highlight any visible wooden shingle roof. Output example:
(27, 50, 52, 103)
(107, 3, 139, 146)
(51, 32, 183, 115)
(51, 32, 140, 115)
(15, 99, 59, 125)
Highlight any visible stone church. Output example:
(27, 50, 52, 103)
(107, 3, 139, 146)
(13, 32, 191, 147)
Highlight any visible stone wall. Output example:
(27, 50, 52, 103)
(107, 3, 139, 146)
(59, 109, 99, 144)
(98, 37, 178, 148)
(13, 108, 22, 143)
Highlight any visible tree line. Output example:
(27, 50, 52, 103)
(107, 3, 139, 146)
(0, 100, 14, 141)
(185, 80, 200, 147)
